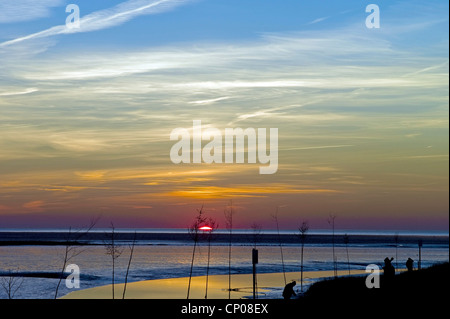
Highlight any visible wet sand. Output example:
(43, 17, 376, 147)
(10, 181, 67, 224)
(62, 269, 369, 299)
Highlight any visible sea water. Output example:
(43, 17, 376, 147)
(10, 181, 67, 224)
(0, 229, 448, 299)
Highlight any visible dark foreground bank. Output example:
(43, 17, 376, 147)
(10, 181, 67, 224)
(1, 264, 448, 317)
(300, 262, 449, 309)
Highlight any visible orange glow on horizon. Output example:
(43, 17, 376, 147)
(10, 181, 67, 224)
(166, 185, 341, 199)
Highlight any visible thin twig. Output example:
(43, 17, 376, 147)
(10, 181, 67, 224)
(123, 231, 137, 299)
(272, 207, 286, 286)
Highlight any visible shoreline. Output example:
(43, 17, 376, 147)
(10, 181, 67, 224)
(62, 269, 372, 299)
(1, 231, 448, 247)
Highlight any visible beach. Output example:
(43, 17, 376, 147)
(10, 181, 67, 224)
(0, 229, 448, 299)
(62, 269, 370, 299)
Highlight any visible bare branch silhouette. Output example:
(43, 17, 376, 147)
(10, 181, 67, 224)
(54, 217, 98, 299)
(104, 223, 124, 299)
(187, 206, 207, 299)
(250, 223, 262, 249)
(224, 200, 235, 299)
(122, 231, 137, 299)
(204, 217, 218, 299)
(0, 269, 24, 299)
(328, 214, 338, 277)
(272, 207, 286, 286)
(297, 220, 309, 292)
(344, 233, 351, 275)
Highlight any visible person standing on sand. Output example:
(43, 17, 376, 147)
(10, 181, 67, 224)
(383, 257, 395, 280)
(406, 258, 414, 272)
(282, 281, 297, 299)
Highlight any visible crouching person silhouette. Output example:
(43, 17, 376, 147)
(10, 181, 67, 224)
(282, 281, 297, 299)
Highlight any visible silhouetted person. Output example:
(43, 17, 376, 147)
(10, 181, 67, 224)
(282, 281, 297, 299)
(406, 258, 414, 272)
(383, 257, 395, 281)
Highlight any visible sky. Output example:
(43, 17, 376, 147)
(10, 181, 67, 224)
(0, 0, 448, 231)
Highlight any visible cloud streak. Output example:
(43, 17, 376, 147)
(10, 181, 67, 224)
(282, 145, 355, 151)
(0, 88, 38, 96)
(0, 0, 192, 47)
(0, 0, 62, 23)
(166, 185, 341, 199)
(307, 16, 329, 25)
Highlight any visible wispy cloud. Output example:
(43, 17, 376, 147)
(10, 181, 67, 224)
(22, 200, 45, 211)
(307, 16, 329, 25)
(282, 145, 355, 151)
(166, 185, 341, 199)
(0, 0, 62, 23)
(402, 155, 449, 160)
(0, 87, 38, 96)
(1, 21, 446, 161)
(174, 80, 311, 90)
(0, 0, 193, 47)
(188, 97, 231, 105)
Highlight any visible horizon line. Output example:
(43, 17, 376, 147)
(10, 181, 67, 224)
(0, 227, 448, 237)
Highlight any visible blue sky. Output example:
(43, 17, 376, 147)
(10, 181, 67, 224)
(0, 0, 448, 230)
(1, 0, 446, 47)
